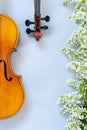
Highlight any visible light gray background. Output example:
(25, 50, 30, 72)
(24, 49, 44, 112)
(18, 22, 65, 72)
(0, 0, 78, 130)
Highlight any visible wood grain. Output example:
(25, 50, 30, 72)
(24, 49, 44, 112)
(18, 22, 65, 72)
(0, 15, 25, 119)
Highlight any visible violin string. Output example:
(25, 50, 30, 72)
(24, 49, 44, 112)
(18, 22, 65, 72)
(34, 0, 41, 16)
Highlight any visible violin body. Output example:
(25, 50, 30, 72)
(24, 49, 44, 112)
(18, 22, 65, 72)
(0, 15, 24, 119)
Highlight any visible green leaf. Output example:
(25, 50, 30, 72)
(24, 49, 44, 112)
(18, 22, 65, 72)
(79, 83, 85, 94)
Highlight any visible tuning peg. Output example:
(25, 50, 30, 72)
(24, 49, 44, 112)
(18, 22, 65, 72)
(26, 28, 35, 34)
(25, 20, 34, 26)
(41, 16, 50, 22)
(41, 26, 48, 30)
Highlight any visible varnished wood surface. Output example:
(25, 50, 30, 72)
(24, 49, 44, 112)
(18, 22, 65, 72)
(0, 15, 25, 119)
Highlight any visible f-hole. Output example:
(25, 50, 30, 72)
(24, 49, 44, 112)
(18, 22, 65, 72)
(0, 60, 12, 81)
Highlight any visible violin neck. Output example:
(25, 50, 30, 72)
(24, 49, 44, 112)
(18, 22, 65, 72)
(34, 0, 41, 17)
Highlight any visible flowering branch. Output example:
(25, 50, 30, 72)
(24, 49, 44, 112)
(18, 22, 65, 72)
(58, 0, 87, 129)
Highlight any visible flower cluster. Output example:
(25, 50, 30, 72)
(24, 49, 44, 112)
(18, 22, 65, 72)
(59, 0, 87, 129)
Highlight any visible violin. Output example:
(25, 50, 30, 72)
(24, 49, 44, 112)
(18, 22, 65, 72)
(25, 0, 50, 41)
(0, 15, 24, 119)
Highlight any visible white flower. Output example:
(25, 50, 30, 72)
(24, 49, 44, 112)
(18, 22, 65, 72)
(59, 0, 87, 129)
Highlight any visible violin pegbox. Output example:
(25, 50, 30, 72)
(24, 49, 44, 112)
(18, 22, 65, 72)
(25, 15, 50, 41)
(25, 0, 50, 41)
